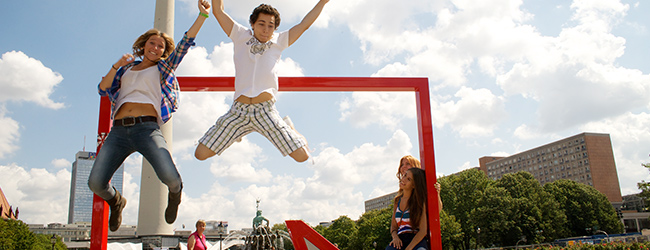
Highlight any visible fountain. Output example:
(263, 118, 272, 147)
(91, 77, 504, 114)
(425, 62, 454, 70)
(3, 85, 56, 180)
(240, 199, 288, 250)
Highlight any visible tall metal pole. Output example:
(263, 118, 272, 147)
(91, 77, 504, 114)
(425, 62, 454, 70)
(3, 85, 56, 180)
(137, 0, 175, 236)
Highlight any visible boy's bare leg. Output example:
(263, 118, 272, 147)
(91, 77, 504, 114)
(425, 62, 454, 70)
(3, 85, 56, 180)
(195, 143, 216, 161)
(284, 116, 310, 162)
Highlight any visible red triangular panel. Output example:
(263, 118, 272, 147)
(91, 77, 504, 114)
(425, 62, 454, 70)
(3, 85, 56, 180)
(286, 220, 338, 250)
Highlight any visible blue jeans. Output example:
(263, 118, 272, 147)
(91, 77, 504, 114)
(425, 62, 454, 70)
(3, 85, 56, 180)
(385, 233, 428, 250)
(88, 121, 182, 200)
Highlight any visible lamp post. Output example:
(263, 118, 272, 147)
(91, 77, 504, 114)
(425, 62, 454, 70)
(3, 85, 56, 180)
(476, 227, 481, 250)
(50, 234, 57, 250)
(515, 236, 526, 249)
(595, 230, 610, 243)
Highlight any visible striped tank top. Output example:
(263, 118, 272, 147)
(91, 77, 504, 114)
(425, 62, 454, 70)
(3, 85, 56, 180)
(395, 198, 416, 234)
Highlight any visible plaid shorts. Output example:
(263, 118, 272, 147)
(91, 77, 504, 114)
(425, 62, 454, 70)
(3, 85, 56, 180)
(198, 99, 307, 156)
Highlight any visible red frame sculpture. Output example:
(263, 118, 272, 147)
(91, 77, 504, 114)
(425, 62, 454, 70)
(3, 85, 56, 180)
(92, 76, 440, 250)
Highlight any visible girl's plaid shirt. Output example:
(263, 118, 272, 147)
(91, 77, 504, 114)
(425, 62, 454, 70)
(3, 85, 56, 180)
(98, 32, 195, 123)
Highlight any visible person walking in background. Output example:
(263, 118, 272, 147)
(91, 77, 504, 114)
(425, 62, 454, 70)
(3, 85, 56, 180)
(194, 0, 329, 162)
(88, 0, 211, 231)
(188, 220, 208, 250)
(387, 167, 429, 250)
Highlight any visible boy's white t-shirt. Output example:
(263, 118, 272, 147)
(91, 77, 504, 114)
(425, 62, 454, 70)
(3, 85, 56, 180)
(230, 22, 290, 99)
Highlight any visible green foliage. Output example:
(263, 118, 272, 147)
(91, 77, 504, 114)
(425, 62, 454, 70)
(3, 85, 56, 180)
(439, 210, 463, 250)
(321, 215, 358, 250)
(637, 163, 650, 210)
(534, 242, 650, 250)
(0, 219, 64, 250)
(0, 219, 36, 250)
(438, 168, 491, 249)
(546, 179, 624, 237)
(350, 207, 392, 250)
(472, 172, 567, 247)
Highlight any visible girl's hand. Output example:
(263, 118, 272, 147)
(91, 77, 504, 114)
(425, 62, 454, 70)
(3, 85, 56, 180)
(199, 0, 210, 14)
(114, 54, 135, 68)
(389, 234, 402, 249)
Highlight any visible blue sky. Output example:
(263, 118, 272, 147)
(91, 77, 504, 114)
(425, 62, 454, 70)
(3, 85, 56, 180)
(1, 0, 649, 231)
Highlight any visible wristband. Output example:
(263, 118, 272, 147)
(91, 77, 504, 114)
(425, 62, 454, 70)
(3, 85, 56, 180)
(200, 13, 209, 18)
(112, 64, 118, 70)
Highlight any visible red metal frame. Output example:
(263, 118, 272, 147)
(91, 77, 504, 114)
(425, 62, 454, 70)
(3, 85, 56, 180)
(91, 76, 440, 250)
(286, 220, 339, 249)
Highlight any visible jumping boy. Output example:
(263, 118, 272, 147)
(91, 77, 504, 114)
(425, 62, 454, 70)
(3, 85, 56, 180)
(195, 0, 329, 162)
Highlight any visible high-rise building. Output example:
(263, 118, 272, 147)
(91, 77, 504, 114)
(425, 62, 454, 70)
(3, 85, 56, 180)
(479, 132, 622, 204)
(364, 191, 397, 212)
(68, 151, 124, 224)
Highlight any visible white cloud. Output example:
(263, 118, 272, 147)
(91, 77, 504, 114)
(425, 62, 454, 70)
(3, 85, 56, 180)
(339, 92, 416, 130)
(206, 139, 272, 184)
(456, 161, 474, 172)
(432, 87, 507, 137)
(0, 106, 19, 159)
(51, 158, 71, 168)
(496, 0, 649, 132)
(0, 164, 70, 224)
(0, 51, 64, 109)
(120, 167, 141, 226)
(177, 44, 235, 77)
(336, 0, 649, 140)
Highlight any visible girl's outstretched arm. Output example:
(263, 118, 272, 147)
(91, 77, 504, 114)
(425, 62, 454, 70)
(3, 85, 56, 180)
(288, 0, 329, 46)
(187, 0, 211, 38)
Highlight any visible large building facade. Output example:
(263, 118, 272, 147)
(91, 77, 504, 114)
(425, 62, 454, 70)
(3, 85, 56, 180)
(364, 191, 397, 212)
(479, 132, 622, 204)
(68, 151, 124, 224)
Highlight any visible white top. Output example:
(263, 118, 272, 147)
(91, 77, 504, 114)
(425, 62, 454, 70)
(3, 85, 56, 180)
(115, 66, 162, 123)
(230, 22, 289, 99)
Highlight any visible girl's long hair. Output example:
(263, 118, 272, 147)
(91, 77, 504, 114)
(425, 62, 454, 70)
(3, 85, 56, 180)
(132, 29, 175, 60)
(396, 155, 421, 180)
(394, 167, 428, 230)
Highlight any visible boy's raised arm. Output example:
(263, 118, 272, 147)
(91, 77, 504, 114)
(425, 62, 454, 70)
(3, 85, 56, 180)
(212, 0, 236, 36)
(288, 0, 329, 46)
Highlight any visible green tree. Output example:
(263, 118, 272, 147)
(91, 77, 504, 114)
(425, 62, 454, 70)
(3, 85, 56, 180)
(440, 209, 463, 250)
(637, 162, 650, 210)
(0, 219, 36, 250)
(322, 215, 357, 250)
(0, 219, 65, 250)
(313, 224, 327, 237)
(438, 168, 490, 249)
(545, 179, 624, 237)
(471, 184, 512, 247)
(350, 207, 392, 250)
(472, 172, 567, 247)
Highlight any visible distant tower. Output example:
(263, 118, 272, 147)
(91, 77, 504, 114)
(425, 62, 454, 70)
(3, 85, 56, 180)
(137, 0, 175, 236)
(68, 151, 124, 224)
